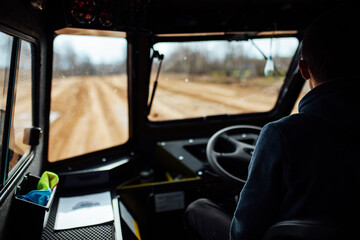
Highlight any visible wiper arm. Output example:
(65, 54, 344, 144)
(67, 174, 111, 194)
(250, 39, 268, 60)
(147, 50, 164, 115)
(250, 39, 280, 76)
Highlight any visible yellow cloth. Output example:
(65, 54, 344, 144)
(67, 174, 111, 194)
(37, 171, 59, 191)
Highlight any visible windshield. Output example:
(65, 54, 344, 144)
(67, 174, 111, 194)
(148, 37, 299, 121)
(49, 34, 128, 162)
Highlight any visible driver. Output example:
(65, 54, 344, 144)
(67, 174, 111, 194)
(185, 7, 360, 240)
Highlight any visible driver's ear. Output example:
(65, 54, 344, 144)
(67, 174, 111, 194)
(298, 59, 311, 80)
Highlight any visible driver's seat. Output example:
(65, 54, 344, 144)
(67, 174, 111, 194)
(262, 220, 338, 240)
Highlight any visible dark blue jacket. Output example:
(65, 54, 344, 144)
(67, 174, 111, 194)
(230, 77, 360, 240)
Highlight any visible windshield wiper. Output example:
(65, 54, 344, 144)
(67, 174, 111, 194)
(147, 50, 164, 115)
(250, 39, 280, 76)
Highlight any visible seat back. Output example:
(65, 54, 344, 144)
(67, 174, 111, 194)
(262, 220, 337, 240)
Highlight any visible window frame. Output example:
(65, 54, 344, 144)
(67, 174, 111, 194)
(0, 25, 37, 190)
(48, 33, 130, 163)
(146, 33, 302, 124)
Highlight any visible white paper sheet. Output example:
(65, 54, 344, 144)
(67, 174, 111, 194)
(54, 191, 114, 230)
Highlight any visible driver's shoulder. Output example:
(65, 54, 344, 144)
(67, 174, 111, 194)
(264, 113, 314, 136)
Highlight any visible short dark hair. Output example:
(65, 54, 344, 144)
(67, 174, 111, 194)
(301, 8, 360, 83)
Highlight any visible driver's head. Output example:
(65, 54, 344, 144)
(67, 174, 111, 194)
(300, 8, 360, 84)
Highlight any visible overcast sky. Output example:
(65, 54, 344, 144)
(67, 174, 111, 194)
(53, 35, 299, 65)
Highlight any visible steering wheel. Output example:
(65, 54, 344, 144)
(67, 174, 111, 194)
(206, 125, 261, 184)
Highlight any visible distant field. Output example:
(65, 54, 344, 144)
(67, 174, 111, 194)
(148, 73, 283, 121)
(48, 74, 282, 161)
(2, 67, 307, 162)
(47, 73, 306, 161)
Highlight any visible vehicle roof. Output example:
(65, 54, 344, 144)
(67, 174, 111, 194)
(149, 0, 336, 34)
(45, 0, 352, 36)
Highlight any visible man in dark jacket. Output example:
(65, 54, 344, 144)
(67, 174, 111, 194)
(230, 8, 360, 239)
(186, 8, 360, 240)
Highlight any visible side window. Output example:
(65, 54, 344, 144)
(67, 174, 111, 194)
(49, 34, 128, 162)
(0, 30, 34, 186)
(8, 40, 33, 173)
(0, 32, 13, 180)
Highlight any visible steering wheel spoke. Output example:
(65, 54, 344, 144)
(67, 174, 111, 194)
(215, 145, 252, 161)
(221, 133, 252, 148)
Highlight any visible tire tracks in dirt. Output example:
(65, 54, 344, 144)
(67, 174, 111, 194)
(49, 79, 91, 160)
(149, 77, 278, 120)
(49, 74, 282, 161)
(49, 76, 129, 161)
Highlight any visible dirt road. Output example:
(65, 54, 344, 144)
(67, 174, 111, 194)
(48, 74, 300, 162)
(49, 75, 128, 161)
(149, 74, 281, 120)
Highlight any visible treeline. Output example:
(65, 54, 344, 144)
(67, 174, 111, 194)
(53, 45, 292, 78)
(159, 46, 292, 79)
(52, 47, 126, 77)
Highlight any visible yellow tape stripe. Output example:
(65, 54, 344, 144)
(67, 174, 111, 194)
(133, 219, 141, 240)
(116, 176, 200, 190)
(165, 172, 173, 181)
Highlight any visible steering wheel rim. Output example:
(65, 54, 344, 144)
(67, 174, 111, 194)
(206, 125, 262, 184)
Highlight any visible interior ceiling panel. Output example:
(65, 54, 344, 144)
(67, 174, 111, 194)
(52, 0, 351, 34)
